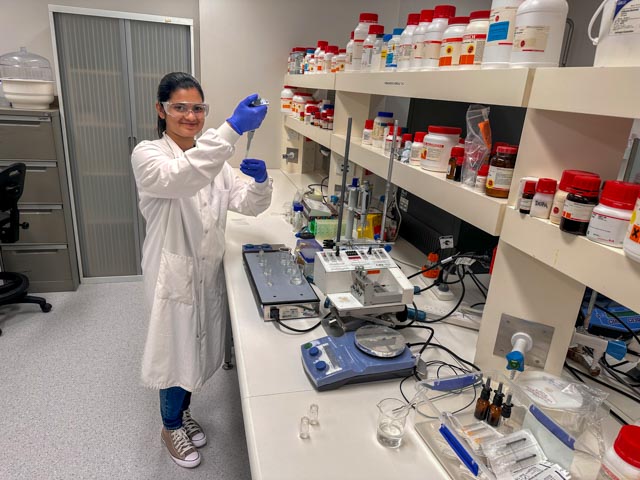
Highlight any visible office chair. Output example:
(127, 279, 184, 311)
(0, 163, 51, 336)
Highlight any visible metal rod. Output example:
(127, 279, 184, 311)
(335, 117, 353, 250)
(380, 119, 398, 241)
(584, 290, 598, 331)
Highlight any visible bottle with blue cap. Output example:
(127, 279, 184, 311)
(385, 28, 404, 71)
(372, 111, 394, 148)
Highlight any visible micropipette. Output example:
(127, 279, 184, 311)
(245, 97, 269, 158)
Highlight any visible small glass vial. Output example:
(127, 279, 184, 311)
(309, 404, 319, 425)
(498, 394, 514, 435)
(446, 146, 465, 180)
(474, 376, 492, 420)
(530, 178, 557, 219)
(299, 416, 310, 439)
(519, 180, 536, 214)
(560, 175, 601, 236)
(487, 382, 504, 427)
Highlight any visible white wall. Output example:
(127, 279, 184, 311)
(199, 0, 404, 168)
(0, 0, 200, 85)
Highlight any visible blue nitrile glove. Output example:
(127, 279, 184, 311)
(240, 159, 268, 183)
(226, 94, 268, 135)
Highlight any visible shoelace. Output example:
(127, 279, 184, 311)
(170, 428, 194, 457)
(182, 410, 201, 438)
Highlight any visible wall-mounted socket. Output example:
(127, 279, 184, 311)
(282, 147, 298, 164)
(335, 160, 352, 175)
(492, 314, 554, 369)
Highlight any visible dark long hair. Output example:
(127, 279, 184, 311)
(156, 72, 205, 138)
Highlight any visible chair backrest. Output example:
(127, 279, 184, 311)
(0, 163, 26, 212)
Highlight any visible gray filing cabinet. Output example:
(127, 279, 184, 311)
(0, 108, 80, 292)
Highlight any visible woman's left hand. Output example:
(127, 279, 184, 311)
(240, 158, 268, 183)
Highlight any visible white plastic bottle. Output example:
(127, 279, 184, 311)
(334, 48, 347, 72)
(459, 10, 491, 69)
(410, 9, 434, 70)
(314, 41, 329, 74)
(530, 178, 557, 219)
(483, 0, 525, 68)
(588, 181, 640, 248)
(420, 126, 462, 172)
(385, 28, 404, 71)
(410, 132, 427, 166)
(439, 17, 470, 68)
(398, 13, 421, 71)
(380, 34, 392, 71)
(280, 86, 294, 114)
(361, 24, 385, 71)
(352, 13, 379, 71)
(384, 126, 402, 156)
(510, 0, 569, 68)
(345, 32, 355, 72)
(362, 119, 374, 145)
(423, 5, 457, 69)
(590, 0, 640, 67)
(597, 425, 640, 479)
(324, 45, 337, 73)
(303, 48, 314, 74)
(370, 30, 386, 71)
(372, 111, 393, 149)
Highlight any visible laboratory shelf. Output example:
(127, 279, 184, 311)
(331, 134, 508, 236)
(528, 66, 640, 118)
(500, 207, 640, 313)
(334, 68, 534, 107)
(284, 116, 332, 149)
(283, 73, 336, 90)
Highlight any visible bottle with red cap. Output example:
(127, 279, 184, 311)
(560, 175, 602, 236)
(624, 193, 640, 263)
(352, 13, 379, 71)
(530, 178, 557, 219)
(549, 169, 600, 224)
(362, 119, 374, 146)
(410, 10, 434, 70)
(475, 164, 490, 192)
(587, 181, 640, 247)
(361, 25, 385, 71)
(519, 180, 537, 214)
(459, 10, 491, 68)
(323, 45, 338, 73)
(398, 13, 421, 71)
(486, 145, 518, 198)
(421, 125, 462, 172)
(410, 132, 427, 166)
(345, 32, 355, 71)
(439, 16, 470, 68)
(598, 425, 640, 479)
(314, 41, 329, 74)
(447, 146, 465, 180)
(423, 5, 457, 69)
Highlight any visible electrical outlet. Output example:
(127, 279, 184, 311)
(335, 160, 352, 175)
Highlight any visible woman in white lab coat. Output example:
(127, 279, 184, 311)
(131, 72, 272, 468)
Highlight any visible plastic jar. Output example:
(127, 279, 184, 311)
(423, 5, 457, 69)
(280, 86, 294, 114)
(530, 178, 557, 219)
(598, 425, 640, 479)
(410, 132, 427, 166)
(324, 45, 338, 73)
(372, 112, 394, 149)
(549, 169, 599, 225)
(410, 9, 434, 70)
(560, 175, 602, 236)
(352, 13, 379, 71)
(398, 13, 421, 71)
(439, 17, 470, 68)
(362, 25, 385, 71)
(291, 92, 304, 117)
(510, 0, 569, 68)
(482, 0, 525, 68)
(345, 32, 355, 72)
(587, 181, 640, 247)
(590, 0, 640, 68)
(624, 194, 640, 263)
(362, 119, 374, 145)
(486, 145, 518, 198)
(420, 126, 462, 172)
(476, 164, 490, 192)
(333, 48, 347, 72)
(459, 10, 491, 68)
(385, 28, 404, 71)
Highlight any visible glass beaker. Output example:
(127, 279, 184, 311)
(376, 398, 410, 448)
(289, 264, 303, 285)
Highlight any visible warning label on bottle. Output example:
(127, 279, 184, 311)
(611, 0, 640, 36)
(512, 26, 550, 53)
(460, 33, 487, 65)
(487, 166, 513, 191)
(487, 6, 519, 44)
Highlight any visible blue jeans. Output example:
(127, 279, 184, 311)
(159, 387, 192, 430)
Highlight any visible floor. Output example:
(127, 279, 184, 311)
(0, 282, 251, 480)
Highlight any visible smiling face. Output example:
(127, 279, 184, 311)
(156, 87, 205, 147)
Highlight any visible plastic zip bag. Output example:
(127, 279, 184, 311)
(461, 104, 492, 189)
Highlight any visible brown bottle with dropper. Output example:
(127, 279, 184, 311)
(474, 376, 492, 420)
(487, 382, 505, 426)
(499, 393, 514, 434)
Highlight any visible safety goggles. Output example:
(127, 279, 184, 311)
(161, 102, 210, 118)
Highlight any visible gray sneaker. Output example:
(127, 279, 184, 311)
(161, 427, 201, 468)
(183, 409, 207, 447)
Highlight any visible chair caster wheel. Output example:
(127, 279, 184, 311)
(42, 303, 52, 313)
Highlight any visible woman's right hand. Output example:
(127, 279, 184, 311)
(226, 94, 268, 135)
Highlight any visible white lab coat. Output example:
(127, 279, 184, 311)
(131, 123, 272, 392)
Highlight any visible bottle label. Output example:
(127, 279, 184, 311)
(486, 166, 514, 191)
(587, 211, 631, 246)
(424, 40, 443, 61)
(439, 37, 464, 67)
(512, 26, 550, 54)
(423, 142, 445, 165)
(398, 43, 413, 63)
(460, 33, 487, 65)
(562, 199, 595, 223)
(487, 6, 519, 44)
(611, 0, 640, 36)
(412, 41, 425, 60)
(362, 45, 374, 68)
(597, 463, 622, 480)
(352, 40, 364, 67)
(362, 130, 372, 145)
(519, 198, 533, 211)
(280, 97, 292, 112)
